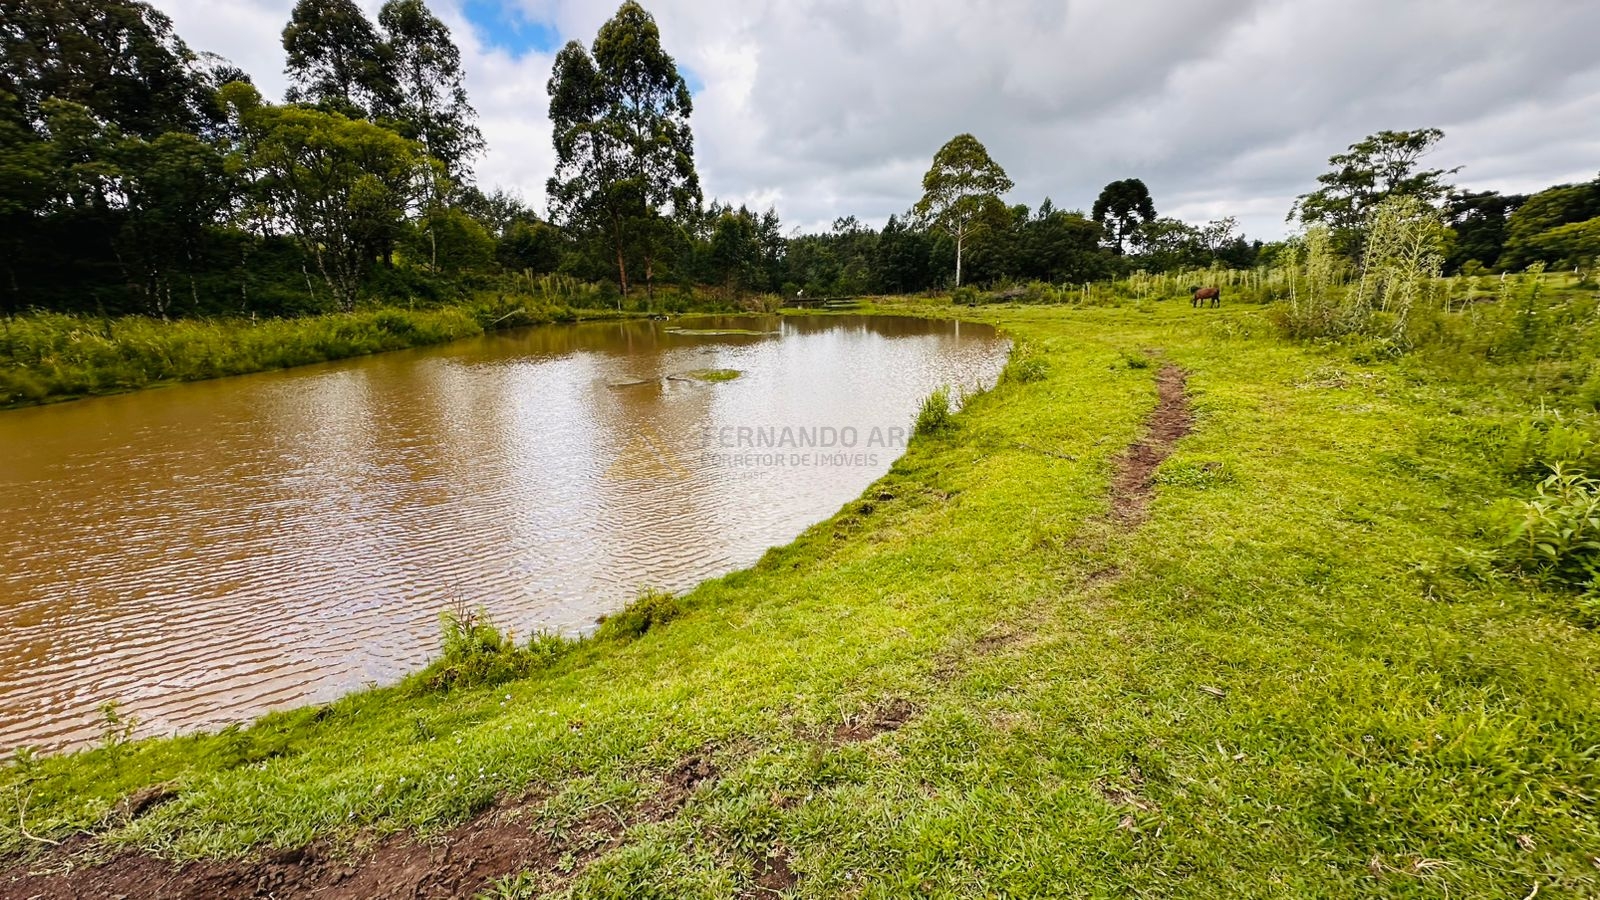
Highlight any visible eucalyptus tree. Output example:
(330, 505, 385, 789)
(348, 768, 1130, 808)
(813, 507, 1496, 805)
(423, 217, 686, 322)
(914, 134, 1012, 287)
(378, 0, 483, 180)
(1091, 178, 1156, 255)
(282, 0, 398, 120)
(0, 0, 213, 137)
(546, 1, 700, 301)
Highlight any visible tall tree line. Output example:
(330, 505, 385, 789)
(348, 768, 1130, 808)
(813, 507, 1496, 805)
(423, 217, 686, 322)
(0, 0, 510, 318)
(7, 0, 1590, 323)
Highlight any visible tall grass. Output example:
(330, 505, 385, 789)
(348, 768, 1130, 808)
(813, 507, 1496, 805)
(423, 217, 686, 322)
(0, 289, 634, 407)
(913, 385, 954, 436)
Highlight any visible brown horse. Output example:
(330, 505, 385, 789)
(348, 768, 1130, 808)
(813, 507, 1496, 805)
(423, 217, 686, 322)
(1190, 285, 1221, 308)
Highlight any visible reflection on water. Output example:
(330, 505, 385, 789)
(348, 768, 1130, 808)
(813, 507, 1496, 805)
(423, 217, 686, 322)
(0, 315, 1007, 752)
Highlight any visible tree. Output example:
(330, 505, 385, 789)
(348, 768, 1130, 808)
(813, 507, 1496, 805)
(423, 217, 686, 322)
(0, 91, 51, 309)
(1445, 190, 1525, 273)
(1091, 179, 1155, 254)
(460, 186, 538, 237)
(913, 133, 1012, 287)
(1498, 177, 1600, 270)
(402, 205, 493, 275)
(1519, 217, 1600, 270)
(378, 0, 483, 180)
(1291, 128, 1458, 253)
(282, 0, 398, 120)
(223, 83, 430, 310)
(116, 130, 232, 316)
(874, 214, 933, 294)
(1131, 218, 1205, 271)
(546, 1, 700, 303)
(1014, 202, 1109, 283)
(497, 219, 564, 274)
(0, 0, 213, 138)
(708, 206, 760, 295)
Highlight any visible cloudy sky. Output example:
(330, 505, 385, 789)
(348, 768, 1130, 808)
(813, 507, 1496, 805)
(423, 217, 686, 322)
(149, 0, 1600, 239)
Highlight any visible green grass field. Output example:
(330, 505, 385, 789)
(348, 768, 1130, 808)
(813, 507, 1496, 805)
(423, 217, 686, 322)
(3, 299, 1597, 898)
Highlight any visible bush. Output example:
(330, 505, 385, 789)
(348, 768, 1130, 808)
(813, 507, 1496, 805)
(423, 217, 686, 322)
(1004, 352, 1049, 384)
(1500, 410, 1600, 479)
(913, 385, 954, 436)
(1494, 466, 1600, 591)
(411, 604, 571, 693)
(596, 589, 683, 642)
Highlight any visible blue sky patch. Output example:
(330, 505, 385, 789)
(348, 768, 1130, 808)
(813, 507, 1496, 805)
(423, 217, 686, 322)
(461, 0, 563, 55)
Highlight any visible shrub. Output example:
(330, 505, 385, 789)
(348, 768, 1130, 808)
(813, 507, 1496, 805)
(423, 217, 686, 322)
(1118, 350, 1152, 370)
(1500, 410, 1600, 479)
(951, 286, 980, 306)
(913, 385, 954, 436)
(1004, 353, 1049, 384)
(1495, 466, 1600, 591)
(411, 603, 571, 693)
(596, 589, 683, 642)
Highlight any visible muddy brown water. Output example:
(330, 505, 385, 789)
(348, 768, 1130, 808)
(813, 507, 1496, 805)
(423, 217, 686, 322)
(0, 314, 1007, 753)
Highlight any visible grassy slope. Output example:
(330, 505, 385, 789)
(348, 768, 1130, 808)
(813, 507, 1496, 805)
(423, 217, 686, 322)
(4, 302, 1598, 897)
(0, 303, 635, 408)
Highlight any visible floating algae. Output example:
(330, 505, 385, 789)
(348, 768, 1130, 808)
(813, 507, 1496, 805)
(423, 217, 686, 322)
(668, 368, 742, 383)
(664, 327, 776, 337)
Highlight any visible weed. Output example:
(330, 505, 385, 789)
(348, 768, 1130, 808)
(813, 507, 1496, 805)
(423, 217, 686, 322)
(98, 701, 136, 756)
(596, 589, 683, 642)
(1004, 353, 1049, 384)
(1494, 465, 1600, 590)
(913, 385, 954, 436)
(1118, 350, 1152, 370)
(478, 870, 539, 899)
(410, 600, 573, 694)
(1500, 409, 1600, 479)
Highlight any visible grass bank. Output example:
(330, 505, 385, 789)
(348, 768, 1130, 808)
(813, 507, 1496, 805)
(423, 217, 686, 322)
(0, 300, 632, 408)
(3, 301, 1599, 898)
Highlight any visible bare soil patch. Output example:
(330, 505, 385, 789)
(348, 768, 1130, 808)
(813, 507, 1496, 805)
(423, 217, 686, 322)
(830, 699, 916, 744)
(1109, 364, 1193, 524)
(0, 754, 723, 900)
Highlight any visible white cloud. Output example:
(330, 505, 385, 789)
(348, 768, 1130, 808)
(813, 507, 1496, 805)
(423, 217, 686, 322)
(151, 0, 1600, 239)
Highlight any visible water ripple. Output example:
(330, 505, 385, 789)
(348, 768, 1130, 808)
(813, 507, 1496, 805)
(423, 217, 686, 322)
(0, 316, 1008, 752)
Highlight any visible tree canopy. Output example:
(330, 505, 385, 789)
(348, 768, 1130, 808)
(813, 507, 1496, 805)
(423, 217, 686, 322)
(913, 133, 1012, 287)
(1292, 128, 1458, 253)
(0, 0, 215, 137)
(379, 0, 482, 180)
(546, 1, 699, 301)
(282, 0, 398, 119)
(1091, 179, 1156, 255)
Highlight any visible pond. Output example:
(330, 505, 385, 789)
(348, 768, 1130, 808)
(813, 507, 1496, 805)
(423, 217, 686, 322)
(0, 314, 1008, 752)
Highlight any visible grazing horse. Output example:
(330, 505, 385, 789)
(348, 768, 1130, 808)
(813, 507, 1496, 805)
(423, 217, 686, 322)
(1190, 285, 1221, 308)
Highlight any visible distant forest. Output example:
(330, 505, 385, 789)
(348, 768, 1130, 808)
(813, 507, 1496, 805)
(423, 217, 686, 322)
(2, 0, 1598, 318)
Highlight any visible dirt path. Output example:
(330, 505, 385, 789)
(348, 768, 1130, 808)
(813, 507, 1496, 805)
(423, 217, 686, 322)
(1109, 363, 1193, 524)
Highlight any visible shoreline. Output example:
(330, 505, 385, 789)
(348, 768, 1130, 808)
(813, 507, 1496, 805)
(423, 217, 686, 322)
(0, 304, 651, 411)
(3, 300, 1596, 898)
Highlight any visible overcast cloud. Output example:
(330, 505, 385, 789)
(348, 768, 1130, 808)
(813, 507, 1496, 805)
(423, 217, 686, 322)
(149, 0, 1600, 239)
